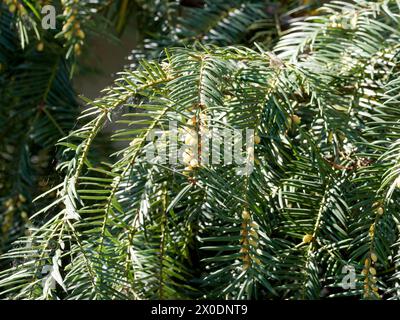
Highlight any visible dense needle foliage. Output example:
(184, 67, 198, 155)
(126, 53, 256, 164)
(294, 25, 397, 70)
(1, 0, 400, 300)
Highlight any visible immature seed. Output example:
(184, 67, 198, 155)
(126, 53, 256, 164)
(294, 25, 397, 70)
(9, 4, 16, 13)
(249, 229, 258, 238)
(76, 29, 85, 39)
(239, 247, 249, 254)
(36, 42, 44, 52)
(74, 43, 82, 56)
(184, 166, 193, 172)
(369, 267, 376, 276)
(18, 194, 26, 203)
(190, 158, 199, 168)
(249, 239, 258, 247)
(242, 210, 251, 221)
(62, 22, 71, 32)
(292, 115, 301, 125)
(302, 234, 313, 244)
(185, 133, 197, 146)
(361, 268, 368, 276)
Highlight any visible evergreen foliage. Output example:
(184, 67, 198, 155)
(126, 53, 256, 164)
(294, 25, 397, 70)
(1, 0, 400, 300)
